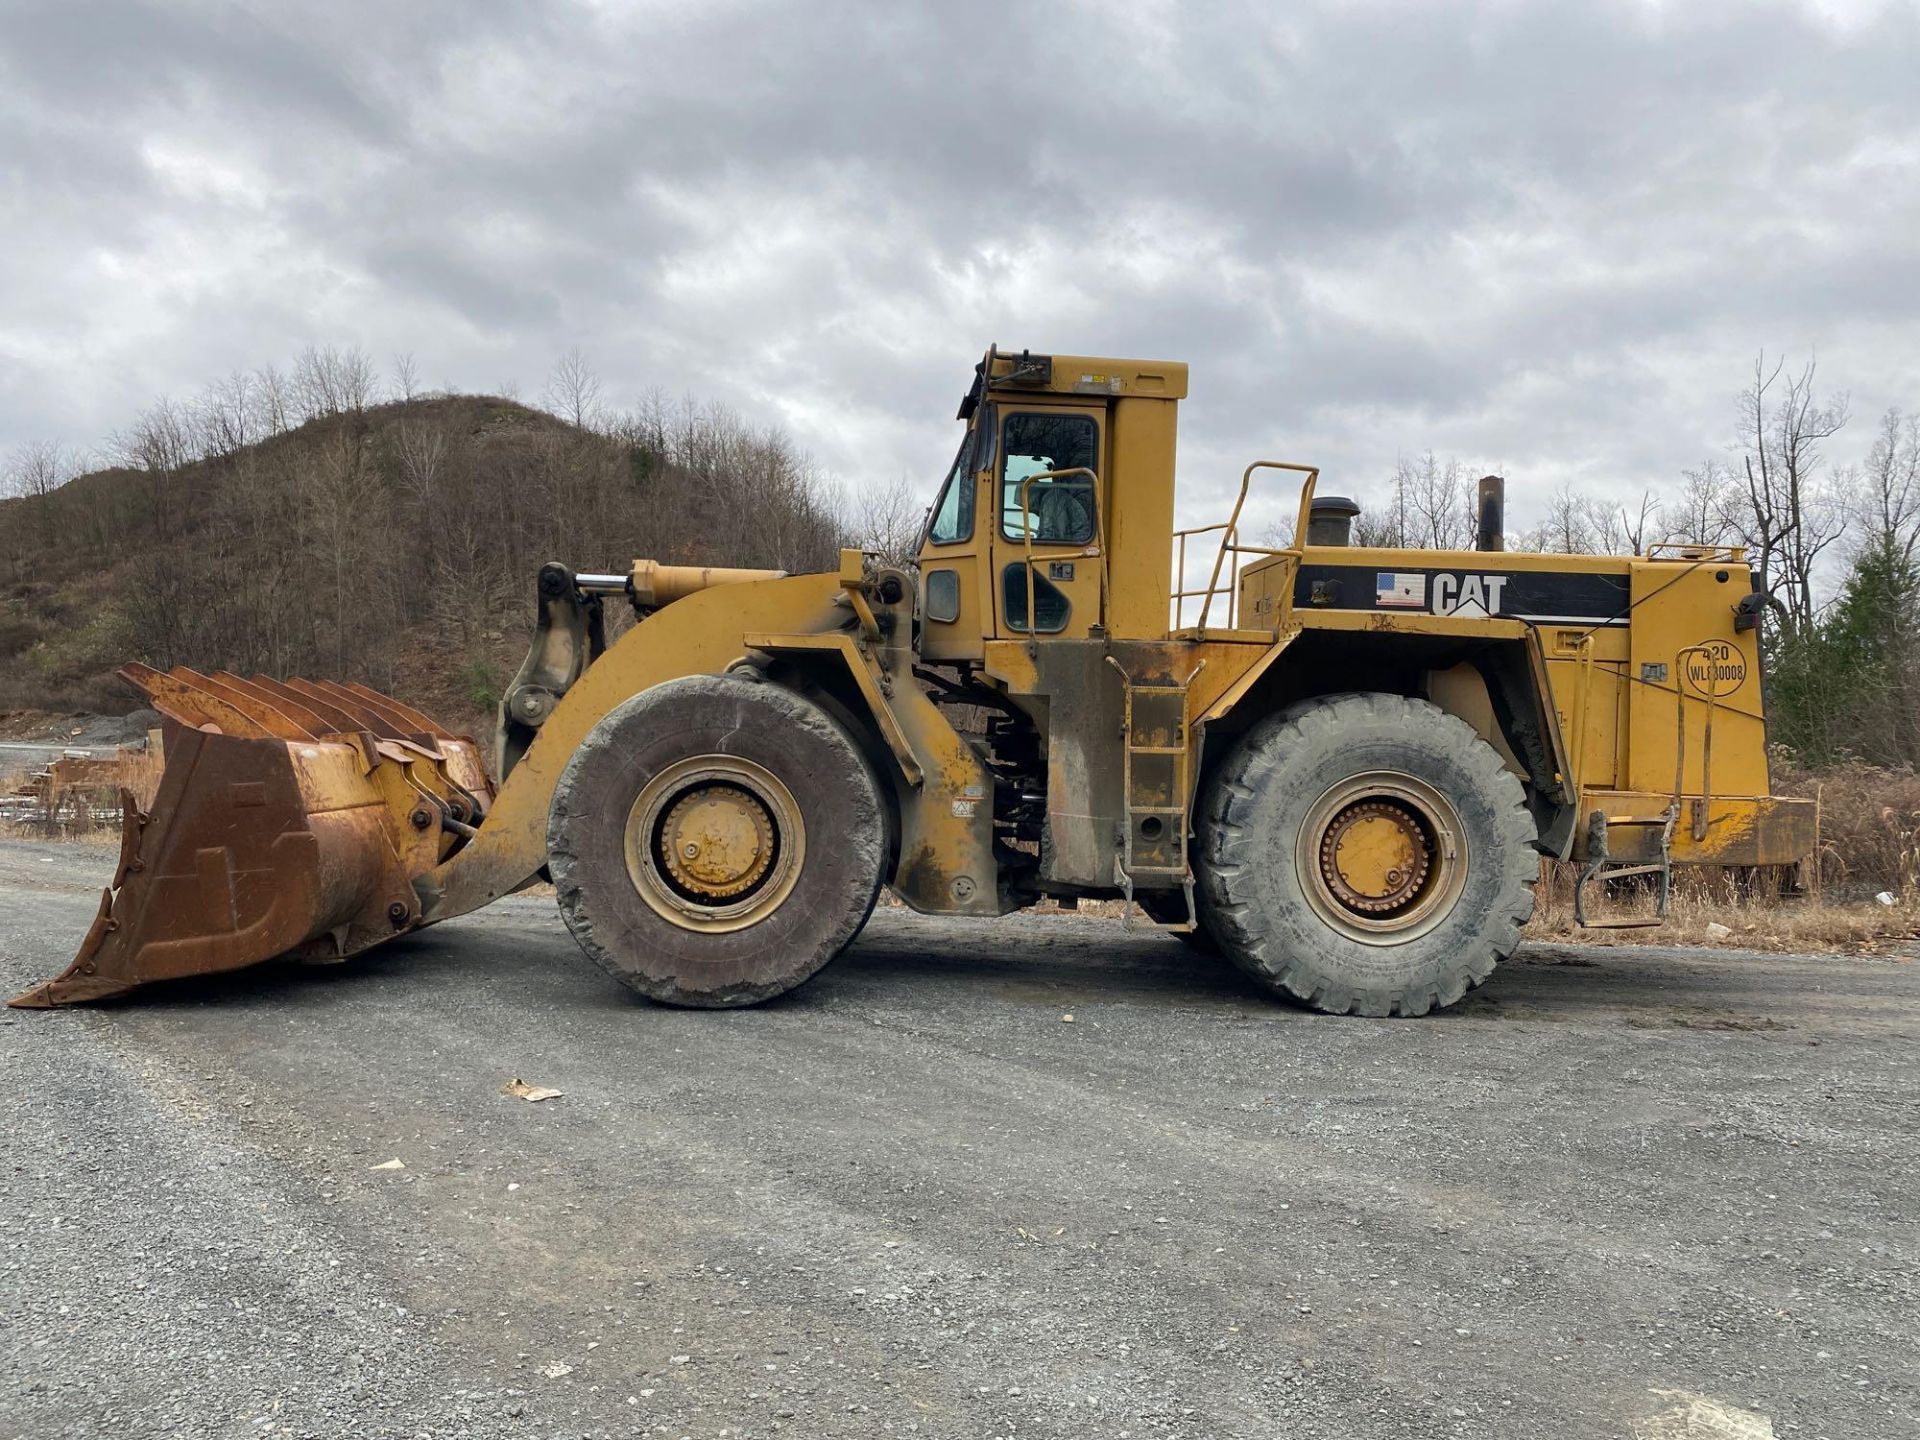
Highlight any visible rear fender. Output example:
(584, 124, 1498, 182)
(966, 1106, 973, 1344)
(1471, 633, 1577, 856)
(1211, 622, 1576, 857)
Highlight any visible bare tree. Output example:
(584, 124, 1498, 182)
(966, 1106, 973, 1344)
(294, 344, 377, 421)
(391, 352, 422, 404)
(6, 440, 70, 500)
(195, 372, 256, 459)
(1394, 452, 1475, 549)
(393, 417, 448, 512)
(1515, 482, 1594, 554)
(1585, 488, 1659, 556)
(114, 398, 198, 542)
(1857, 405, 1920, 562)
(1663, 460, 1737, 547)
(252, 363, 294, 437)
(1730, 352, 1849, 636)
(545, 348, 603, 431)
(117, 397, 195, 474)
(1348, 506, 1404, 549)
(848, 475, 925, 566)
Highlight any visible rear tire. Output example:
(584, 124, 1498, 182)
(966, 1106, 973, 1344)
(548, 675, 886, 1007)
(1195, 693, 1536, 1017)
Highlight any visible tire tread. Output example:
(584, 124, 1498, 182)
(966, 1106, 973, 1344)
(1196, 691, 1537, 1017)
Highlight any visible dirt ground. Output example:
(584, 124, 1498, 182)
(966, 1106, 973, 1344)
(1, 838, 1914, 1440)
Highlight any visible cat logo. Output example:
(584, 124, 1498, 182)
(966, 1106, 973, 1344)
(1431, 573, 1509, 618)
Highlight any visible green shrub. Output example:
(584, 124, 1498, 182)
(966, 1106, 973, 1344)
(464, 660, 503, 714)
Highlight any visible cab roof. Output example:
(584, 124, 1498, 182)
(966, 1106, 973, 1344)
(959, 345, 1189, 418)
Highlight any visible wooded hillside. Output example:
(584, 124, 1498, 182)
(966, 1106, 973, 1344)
(0, 351, 847, 732)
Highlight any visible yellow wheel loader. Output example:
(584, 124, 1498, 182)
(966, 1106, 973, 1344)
(12, 346, 1815, 1016)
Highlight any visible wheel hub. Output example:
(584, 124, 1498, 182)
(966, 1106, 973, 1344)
(622, 755, 807, 933)
(1319, 799, 1433, 915)
(1295, 770, 1468, 945)
(658, 784, 774, 900)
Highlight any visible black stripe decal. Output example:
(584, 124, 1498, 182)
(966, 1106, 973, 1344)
(1293, 565, 1631, 622)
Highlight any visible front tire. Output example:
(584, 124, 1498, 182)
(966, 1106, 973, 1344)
(548, 675, 886, 1007)
(1195, 693, 1536, 1017)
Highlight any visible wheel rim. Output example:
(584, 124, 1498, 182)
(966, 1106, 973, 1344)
(1296, 771, 1468, 944)
(623, 755, 806, 932)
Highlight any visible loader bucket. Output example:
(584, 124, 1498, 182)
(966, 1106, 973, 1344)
(8, 666, 493, 1007)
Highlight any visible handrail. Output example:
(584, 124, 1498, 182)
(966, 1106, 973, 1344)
(1016, 466, 1101, 650)
(1569, 633, 1596, 803)
(1672, 643, 1721, 842)
(1169, 540, 1292, 628)
(1171, 523, 1228, 628)
(1171, 460, 1319, 632)
(1646, 542, 1746, 563)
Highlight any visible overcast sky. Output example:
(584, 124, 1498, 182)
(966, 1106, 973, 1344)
(3, 0, 1917, 537)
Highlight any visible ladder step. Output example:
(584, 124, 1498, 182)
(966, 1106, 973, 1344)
(1575, 801, 1677, 929)
(1115, 669, 1198, 914)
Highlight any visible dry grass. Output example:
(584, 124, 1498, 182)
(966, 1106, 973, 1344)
(1776, 755, 1920, 900)
(0, 818, 123, 847)
(0, 742, 161, 845)
(1523, 756, 1920, 952)
(1527, 861, 1919, 952)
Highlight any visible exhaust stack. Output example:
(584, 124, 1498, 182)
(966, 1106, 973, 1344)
(1476, 475, 1506, 552)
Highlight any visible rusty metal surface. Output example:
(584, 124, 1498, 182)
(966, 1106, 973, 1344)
(1572, 790, 1818, 867)
(8, 666, 493, 1007)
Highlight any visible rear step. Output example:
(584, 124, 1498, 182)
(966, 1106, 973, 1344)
(1573, 806, 1676, 930)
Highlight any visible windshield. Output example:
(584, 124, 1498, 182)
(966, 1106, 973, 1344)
(924, 406, 992, 546)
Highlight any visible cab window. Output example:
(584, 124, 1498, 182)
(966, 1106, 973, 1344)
(1000, 412, 1098, 544)
(927, 409, 992, 546)
(1002, 564, 1072, 633)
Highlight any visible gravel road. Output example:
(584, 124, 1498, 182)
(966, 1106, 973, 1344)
(0, 741, 120, 764)
(1, 838, 1914, 1440)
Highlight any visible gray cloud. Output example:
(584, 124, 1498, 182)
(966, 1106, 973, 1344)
(2, 0, 1917, 538)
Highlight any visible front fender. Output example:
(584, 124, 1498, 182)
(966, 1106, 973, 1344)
(420, 572, 845, 923)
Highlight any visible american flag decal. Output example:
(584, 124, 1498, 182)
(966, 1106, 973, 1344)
(1376, 572, 1426, 608)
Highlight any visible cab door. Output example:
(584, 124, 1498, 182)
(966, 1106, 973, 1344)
(915, 404, 995, 663)
(989, 405, 1108, 640)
